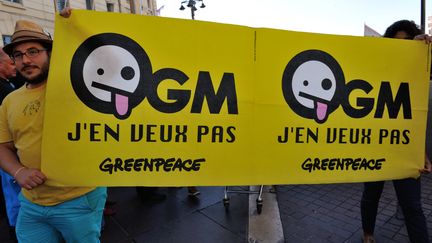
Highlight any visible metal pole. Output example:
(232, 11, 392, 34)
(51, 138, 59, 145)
(53, 0, 57, 12)
(421, 0, 426, 33)
(191, 6, 195, 19)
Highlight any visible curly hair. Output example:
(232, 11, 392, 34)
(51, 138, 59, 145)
(383, 20, 422, 39)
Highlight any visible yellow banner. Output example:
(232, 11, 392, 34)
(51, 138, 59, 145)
(42, 10, 430, 186)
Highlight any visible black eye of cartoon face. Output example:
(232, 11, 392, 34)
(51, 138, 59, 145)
(121, 66, 135, 80)
(71, 33, 152, 120)
(282, 50, 345, 124)
(321, 78, 332, 90)
(83, 45, 140, 117)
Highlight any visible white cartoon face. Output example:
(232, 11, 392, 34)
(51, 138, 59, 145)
(282, 50, 344, 123)
(71, 33, 153, 120)
(82, 45, 140, 117)
(291, 60, 337, 122)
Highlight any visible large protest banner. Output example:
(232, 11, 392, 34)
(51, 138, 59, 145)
(42, 10, 430, 186)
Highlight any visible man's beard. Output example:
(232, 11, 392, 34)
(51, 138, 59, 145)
(21, 61, 50, 85)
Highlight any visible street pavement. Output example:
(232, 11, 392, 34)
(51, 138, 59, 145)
(2, 177, 432, 242)
(278, 175, 432, 243)
(100, 186, 249, 243)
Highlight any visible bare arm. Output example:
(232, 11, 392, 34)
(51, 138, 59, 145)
(414, 34, 432, 44)
(0, 142, 22, 175)
(0, 142, 46, 190)
(420, 153, 432, 174)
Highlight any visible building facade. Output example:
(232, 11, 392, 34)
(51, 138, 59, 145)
(428, 16, 432, 35)
(0, 0, 157, 47)
(364, 24, 381, 37)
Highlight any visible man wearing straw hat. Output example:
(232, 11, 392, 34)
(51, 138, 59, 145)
(0, 19, 106, 242)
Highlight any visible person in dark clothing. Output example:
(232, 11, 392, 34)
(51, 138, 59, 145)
(0, 49, 24, 96)
(0, 48, 23, 243)
(361, 20, 432, 243)
(0, 49, 17, 101)
(0, 48, 12, 229)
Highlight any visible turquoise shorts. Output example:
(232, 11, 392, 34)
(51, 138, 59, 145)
(16, 187, 107, 243)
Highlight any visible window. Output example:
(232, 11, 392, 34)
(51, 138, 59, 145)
(56, 0, 67, 11)
(106, 2, 114, 12)
(4, 0, 22, 3)
(2, 35, 12, 46)
(86, 0, 94, 10)
(129, 0, 136, 13)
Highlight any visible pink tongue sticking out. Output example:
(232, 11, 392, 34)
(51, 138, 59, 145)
(316, 102, 328, 122)
(115, 94, 129, 116)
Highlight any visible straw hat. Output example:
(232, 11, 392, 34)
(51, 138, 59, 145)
(3, 20, 52, 55)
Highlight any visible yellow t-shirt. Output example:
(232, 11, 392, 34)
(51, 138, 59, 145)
(0, 83, 94, 206)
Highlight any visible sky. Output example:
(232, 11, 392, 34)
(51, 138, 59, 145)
(155, 0, 432, 36)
